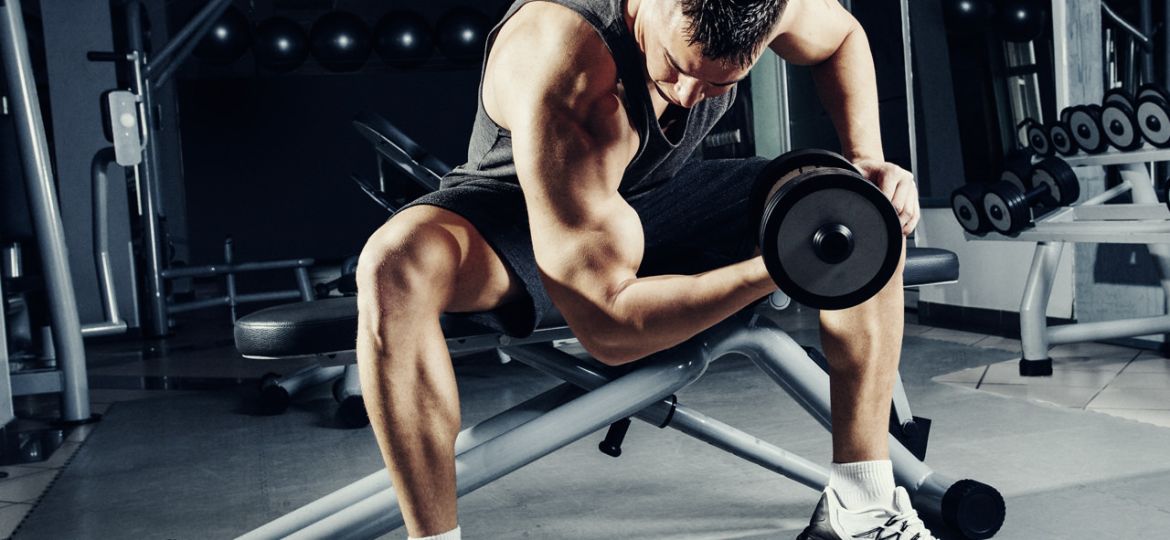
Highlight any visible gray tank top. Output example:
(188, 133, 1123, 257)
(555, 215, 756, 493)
(442, 0, 737, 198)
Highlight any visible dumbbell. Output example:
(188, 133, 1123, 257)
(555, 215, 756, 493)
(749, 149, 902, 310)
(1100, 88, 1143, 151)
(1047, 119, 1079, 156)
(1136, 84, 1170, 148)
(951, 183, 992, 236)
(950, 149, 1032, 236)
(1018, 119, 1052, 157)
(982, 157, 1081, 235)
(1067, 105, 1110, 154)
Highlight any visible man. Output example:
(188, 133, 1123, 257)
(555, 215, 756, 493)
(355, 0, 927, 538)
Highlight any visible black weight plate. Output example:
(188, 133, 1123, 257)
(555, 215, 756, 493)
(1068, 106, 1109, 153)
(1100, 102, 1142, 151)
(1137, 95, 1170, 148)
(1103, 88, 1134, 108)
(1030, 157, 1080, 207)
(759, 169, 901, 310)
(1000, 156, 1033, 193)
(982, 182, 1030, 235)
(1137, 83, 1169, 104)
(1047, 121, 1079, 155)
(1024, 120, 1051, 156)
(749, 149, 858, 238)
(1060, 107, 1076, 126)
(951, 184, 990, 235)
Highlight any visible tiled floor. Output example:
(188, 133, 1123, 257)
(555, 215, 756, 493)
(933, 338, 1170, 429)
(3, 307, 1169, 538)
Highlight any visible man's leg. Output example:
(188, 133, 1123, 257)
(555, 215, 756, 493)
(816, 241, 906, 515)
(355, 205, 524, 539)
(819, 243, 906, 470)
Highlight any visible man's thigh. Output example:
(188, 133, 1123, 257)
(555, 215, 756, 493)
(631, 157, 771, 276)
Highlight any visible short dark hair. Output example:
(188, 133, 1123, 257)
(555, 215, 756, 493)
(680, 0, 786, 68)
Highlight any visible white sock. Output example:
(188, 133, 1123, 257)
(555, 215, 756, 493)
(828, 460, 896, 510)
(409, 525, 461, 540)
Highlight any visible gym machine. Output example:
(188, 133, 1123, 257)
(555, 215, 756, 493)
(1, 0, 97, 427)
(87, 0, 315, 335)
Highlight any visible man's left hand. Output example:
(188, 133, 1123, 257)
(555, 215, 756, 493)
(853, 159, 918, 236)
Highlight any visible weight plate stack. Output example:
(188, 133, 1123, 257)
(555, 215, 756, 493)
(1068, 105, 1109, 154)
(755, 150, 901, 310)
(951, 183, 991, 236)
(1137, 91, 1170, 148)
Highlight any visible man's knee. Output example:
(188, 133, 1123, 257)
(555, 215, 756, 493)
(356, 211, 462, 311)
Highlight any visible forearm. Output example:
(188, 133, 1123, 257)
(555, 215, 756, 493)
(594, 256, 776, 365)
(810, 23, 884, 163)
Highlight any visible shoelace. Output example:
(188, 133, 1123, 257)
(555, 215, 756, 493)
(877, 508, 935, 540)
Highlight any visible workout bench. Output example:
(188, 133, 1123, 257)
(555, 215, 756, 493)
(233, 244, 1006, 539)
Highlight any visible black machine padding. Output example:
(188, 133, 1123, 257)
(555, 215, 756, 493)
(236, 247, 960, 358)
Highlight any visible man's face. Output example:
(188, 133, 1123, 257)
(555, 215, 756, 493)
(643, 2, 756, 109)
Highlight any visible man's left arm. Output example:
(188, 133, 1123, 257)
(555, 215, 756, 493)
(769, 0, 919, 234)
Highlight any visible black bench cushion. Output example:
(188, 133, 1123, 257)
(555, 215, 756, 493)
(235, 247, 959, 358)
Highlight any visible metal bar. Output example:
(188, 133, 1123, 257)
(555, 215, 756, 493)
(286, 344, 710, 540)
(1048, 314, 1170, 345)
(225, 238, 237, 321)
(294, 268, 314, 301)
(665, 404, 828, 491)
(1052, 0, 1070, 109)
(0, 278, 13, 426)
(0, 0, 92, 423)
(144, 0, 234, 81)
(126, 5, 169, 337)
(1072, 203, 1170, 221)
(160, 259, 315, 279)
(1063, 147, 1170, 167)
(91, 148, 127, 334)
(236, 291, 308, 304)
(1117, 164, 1170, 305)
(900, 0, 917, 178)
(1102, 2, 1152, 50)
(80, 321, 128, 337)
(1019, 242, 1064, 361)
(168, 291, 305, 314)
(977, 221, 1170, 244)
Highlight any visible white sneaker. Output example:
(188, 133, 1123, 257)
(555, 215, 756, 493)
(796, 486, 936, 540)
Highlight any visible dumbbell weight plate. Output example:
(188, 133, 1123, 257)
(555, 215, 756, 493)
(1068, 105, 1109, 154)
(1101, 101, 1143, 151)
(1137, 94, 1170, 148)
(1103, 88, 1135, 108)
(1000, 152, 1033, 193)
(1030, 157, 1081, 207)
(1060, 107, 1076, 126)
(1019, 119, 1051, 157)
(749, 149, 858, 238)
(951, 183, 991, 236)
(982, 182, 1032, 236)
(1137, 83, 1169, 104)
(1047, 121, 1079, 156)
(759, 166, 901, 310)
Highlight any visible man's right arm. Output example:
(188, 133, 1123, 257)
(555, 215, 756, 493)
(486, 5, 776, 365)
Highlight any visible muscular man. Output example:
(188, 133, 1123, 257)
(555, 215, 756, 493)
(356, 0, 927, 538)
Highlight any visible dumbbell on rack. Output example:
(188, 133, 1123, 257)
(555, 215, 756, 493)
(1100, 88, 1143, 152)
(1067, 104, 1110, 154)
(982, 157, 1081, 236)
(1019, 119, 1052, 157)
(1047, 118, 1079, 156)
(1136, 83, 1170, 148)
(950, 150, 1034, 237)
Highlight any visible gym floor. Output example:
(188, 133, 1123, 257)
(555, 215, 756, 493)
(2, 303, 1170, 539)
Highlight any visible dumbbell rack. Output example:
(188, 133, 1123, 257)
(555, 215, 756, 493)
(965, 150, 1170, 376)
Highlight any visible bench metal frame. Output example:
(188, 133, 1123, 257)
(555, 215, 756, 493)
(238, 306, 1003, 540)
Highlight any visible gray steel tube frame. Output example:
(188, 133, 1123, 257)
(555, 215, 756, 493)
(83, 148, 129, 338)
(239, 316, 970, 540)
(0, 0, 92, 423)
(1020, 165, 1170, 363)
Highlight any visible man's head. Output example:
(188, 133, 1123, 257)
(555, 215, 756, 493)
(636, 0, 787, 108)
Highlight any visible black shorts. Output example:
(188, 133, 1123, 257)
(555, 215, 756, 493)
(399, 157, 771, 337)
